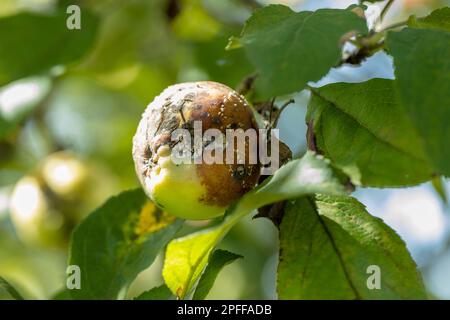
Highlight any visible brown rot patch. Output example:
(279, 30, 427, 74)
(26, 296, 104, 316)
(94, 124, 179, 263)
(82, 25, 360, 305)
(197, 162, 260, 206)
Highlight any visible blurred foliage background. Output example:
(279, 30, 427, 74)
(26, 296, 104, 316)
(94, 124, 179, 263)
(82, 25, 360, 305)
(0, 0, 450, 299)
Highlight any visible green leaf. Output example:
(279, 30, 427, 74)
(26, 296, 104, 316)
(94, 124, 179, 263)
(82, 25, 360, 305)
(278, 195, 427, 299)
(0, 277, 25, 300)
(307, 78, 434, 187)
(431, 176, 447, 204)
(0, 10, 99, 86)
(193, 249, 242, 300)
(194, 31, 254, 88)
(163, 151, 348, 298)
(134, 284, 173, 300)
(234, 5, 367, 97)
(407, 7, 450, 32)
(387, 28, 450, 176)
(52, 289, 72, 300)
(69, 189, 183, 300)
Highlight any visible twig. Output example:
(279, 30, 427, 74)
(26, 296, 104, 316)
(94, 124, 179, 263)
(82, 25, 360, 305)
(339, 41, 385, 66)
(271, 99, 295, 128)
(379, 20, 408, 32)
(306, 120, 317, 153)
(165, 0, 181, 21)
(379, 0, 395, 24)
(236, 73, 258, 96)
(268, 97, 275, 126)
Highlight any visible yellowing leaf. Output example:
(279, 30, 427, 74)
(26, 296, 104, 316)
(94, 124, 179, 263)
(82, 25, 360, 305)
(135, 201, 176, 236)
(69, 189, 182, 299)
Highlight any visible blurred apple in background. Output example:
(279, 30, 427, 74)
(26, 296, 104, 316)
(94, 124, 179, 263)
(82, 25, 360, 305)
(10, 175, 65, 247)
(41, 152, 88, 198)
(9, 151, 118, 248)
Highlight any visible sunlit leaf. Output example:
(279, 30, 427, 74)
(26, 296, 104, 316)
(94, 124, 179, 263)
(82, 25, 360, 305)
(163, 227, 223, 299)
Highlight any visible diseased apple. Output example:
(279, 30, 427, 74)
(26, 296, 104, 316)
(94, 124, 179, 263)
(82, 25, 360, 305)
(132, 81, 261, 220)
